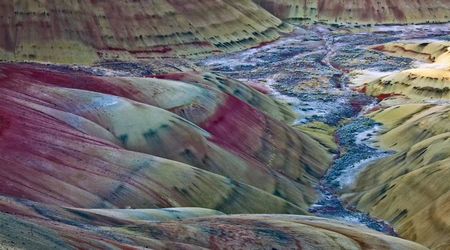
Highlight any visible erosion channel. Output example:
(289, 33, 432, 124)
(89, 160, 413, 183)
(201, 23, 450, 235)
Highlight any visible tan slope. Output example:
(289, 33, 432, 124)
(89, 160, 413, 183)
(342, 104, 450, 250)
(359, 41, 450, 101)
(372, 42, 450, 63)
(0, 0, 291, 64)
(362, 68, 450, 100)
(253, 0, 450, 24)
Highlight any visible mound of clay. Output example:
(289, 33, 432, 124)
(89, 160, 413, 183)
(360, 41, 450, 101)
(362, 68, 450, 100)
(0, 0, 291, 64)
(253, 0, 450, 24)
(342, 103, 450, 250)
(372, 42, 450, 63)
(0, 196, 427, 249)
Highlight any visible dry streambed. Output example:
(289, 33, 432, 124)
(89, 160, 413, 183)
(201, 23, 450, 241)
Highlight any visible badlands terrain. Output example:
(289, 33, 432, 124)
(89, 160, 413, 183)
(0, 1, 449, 249)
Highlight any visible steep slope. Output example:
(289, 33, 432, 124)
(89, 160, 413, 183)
(342, 104, 450, 250)
(0, 196, 428, 250)
(0, 0, 291, 64)
(253, 0, 450, 24)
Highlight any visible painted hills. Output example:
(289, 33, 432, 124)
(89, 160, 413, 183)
(0, 62, 430, 249)
(0, 0, 291, 64)
(4, 0, 449, 66)
(343, 103, 450, 250)
(1, 1, 449, 249)
(346, 40, 450, 250)
(0, 63, 333, 212)
(2, 0, 449, 65)
(361, 41, 450, 100)
(253, 0, 450, 24)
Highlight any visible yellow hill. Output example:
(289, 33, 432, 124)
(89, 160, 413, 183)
(360, 41, 450, 101)
(343, 103, 450, 250)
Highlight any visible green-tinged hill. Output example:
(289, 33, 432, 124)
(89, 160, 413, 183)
(0, 0, 291, 64)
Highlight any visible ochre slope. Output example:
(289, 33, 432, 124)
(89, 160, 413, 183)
(253, 0, 450, 24)
(0, 0, 291, 64)
(0, 196, 428, 250)
(342, 104, 450, 250)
